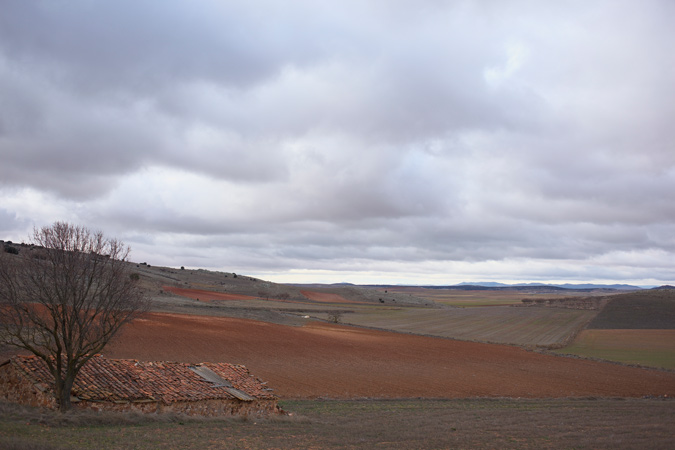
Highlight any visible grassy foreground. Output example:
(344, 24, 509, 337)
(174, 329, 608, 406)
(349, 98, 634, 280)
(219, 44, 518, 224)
(2, 398, 674, 450)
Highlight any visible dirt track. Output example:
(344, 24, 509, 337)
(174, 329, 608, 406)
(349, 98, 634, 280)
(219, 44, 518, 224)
(104, 312, 675, 399)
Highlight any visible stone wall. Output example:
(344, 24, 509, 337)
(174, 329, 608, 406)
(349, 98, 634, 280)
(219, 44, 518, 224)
(77, 397, 281, 417)
(0, 362, 56, 409)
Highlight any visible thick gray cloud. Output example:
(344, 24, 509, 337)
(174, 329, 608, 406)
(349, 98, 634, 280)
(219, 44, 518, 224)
(0, 0, 673, 285)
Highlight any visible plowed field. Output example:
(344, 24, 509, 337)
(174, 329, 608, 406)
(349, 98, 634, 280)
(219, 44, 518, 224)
(300, 290, 361, 304)
(105, 312, 675, 399)
(342, 306, 596, 346)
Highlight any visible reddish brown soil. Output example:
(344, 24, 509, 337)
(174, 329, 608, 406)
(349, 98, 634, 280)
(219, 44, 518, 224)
(105, 312, 675, 400)
(163, 286, 258, 302)
(301, 290, 363, 304)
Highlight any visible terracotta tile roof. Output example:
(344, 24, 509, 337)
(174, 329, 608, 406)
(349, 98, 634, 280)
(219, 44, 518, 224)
(8, 355, 276, 404)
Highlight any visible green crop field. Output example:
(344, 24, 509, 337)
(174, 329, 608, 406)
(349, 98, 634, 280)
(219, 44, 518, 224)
(555, 290, 675, 368)
(554, 329, 675, 369)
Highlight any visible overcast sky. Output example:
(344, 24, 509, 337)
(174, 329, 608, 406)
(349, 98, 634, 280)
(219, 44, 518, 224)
(1, 1, 673, 286)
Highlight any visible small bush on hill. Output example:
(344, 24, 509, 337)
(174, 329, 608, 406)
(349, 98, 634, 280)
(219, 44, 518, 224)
(3, 246, 19, 255)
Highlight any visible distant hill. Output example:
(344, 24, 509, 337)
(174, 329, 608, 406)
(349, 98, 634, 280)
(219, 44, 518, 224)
(358, 282, 642, 294)
(454, 282, 642, 291)
(552, 283, 641, 290)
(126, 263, 433, 307)
(363, 284, 598, 294)
(436, 285, 597, 293)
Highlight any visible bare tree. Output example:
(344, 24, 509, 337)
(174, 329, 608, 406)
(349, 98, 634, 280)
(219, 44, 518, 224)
(327, 311, 343, 324)
(0, 222, 148, 412)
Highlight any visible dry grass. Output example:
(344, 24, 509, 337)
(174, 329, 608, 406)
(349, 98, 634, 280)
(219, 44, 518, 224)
(0, 400, 194, 427)
(1, 398, 674, 449)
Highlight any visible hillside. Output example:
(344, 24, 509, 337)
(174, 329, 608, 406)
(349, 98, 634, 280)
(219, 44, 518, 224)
(129, 262, 434, 315)
(586, 289, 675, 329)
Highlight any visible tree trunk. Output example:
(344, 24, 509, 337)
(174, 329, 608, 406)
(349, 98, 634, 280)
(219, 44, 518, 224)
(56, 371, 76, 412)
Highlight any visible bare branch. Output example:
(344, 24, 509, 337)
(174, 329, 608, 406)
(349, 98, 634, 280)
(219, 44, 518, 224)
(0, 222, 149, 411)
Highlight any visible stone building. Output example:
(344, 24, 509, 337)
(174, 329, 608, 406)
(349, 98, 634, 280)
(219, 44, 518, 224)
(0, 355, 280, 416)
